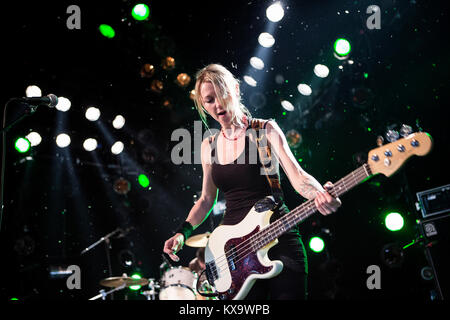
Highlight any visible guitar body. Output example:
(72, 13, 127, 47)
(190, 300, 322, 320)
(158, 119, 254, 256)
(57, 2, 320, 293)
(205, 197, 283, 300)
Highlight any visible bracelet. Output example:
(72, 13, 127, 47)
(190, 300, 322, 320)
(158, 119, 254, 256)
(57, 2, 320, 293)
(175, 221, 194, 241)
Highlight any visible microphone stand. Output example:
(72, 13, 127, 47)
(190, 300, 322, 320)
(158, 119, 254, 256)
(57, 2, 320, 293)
(1, 99, 39, 234)
(81, 228, 122, 300)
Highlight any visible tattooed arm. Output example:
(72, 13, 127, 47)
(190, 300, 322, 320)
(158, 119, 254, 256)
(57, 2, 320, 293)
(265, 120, 341, 215)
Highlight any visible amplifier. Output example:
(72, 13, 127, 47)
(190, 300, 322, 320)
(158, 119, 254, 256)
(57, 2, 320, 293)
(416, 184, 450, 219)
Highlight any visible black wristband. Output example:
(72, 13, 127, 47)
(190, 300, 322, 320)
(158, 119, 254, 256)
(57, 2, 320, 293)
(175, 221, 194, 241)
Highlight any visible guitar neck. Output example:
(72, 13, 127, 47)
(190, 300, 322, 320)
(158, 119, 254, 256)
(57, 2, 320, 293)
(254, 163, 373, 249)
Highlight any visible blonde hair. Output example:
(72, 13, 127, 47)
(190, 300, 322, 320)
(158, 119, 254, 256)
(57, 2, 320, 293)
(193, 64, 251, 128)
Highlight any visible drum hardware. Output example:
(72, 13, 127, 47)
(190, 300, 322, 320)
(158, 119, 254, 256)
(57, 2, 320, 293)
(141, 278, 160, 300)
(99, 275, 149, 288)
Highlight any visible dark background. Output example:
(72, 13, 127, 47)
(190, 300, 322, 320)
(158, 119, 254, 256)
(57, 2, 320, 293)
(0, 0, 448, 301)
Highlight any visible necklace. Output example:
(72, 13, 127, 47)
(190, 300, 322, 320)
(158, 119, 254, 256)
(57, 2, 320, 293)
(221, 126, 246, 141)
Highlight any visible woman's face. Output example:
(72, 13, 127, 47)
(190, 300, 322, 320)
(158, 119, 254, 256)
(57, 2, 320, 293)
(200, 81, 232, 126)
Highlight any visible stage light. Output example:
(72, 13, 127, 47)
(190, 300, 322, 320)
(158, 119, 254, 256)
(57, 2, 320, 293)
(176, 73, 191, 87)
(15, 137, 31, 153)
(138, 174, 150, 188)
(131, 4, 150, 21)
(25, 132, 42, 147)
(286, 129, 302, 148)
(258, 32, 275, 48)
(297, 83, 312, 96)
(243, 75, 257, 87)
(25, 85, 41, 97)
(55, 97, 71, 112)
(85, 107, 101, 121)
(334, 38, 351, 57)
(161, 56, 175, 70)
(150, 79, 164, 93)
(313, 64, 330, 78)
(281, 100, 294, 111)
(140, 63, 155, 78)
(83, 138, 98, 152)
(250, 57, 264, 70)
(113, 177, 131, 195)
(112, 115, 125, 129)
(189, 89, 196, 100)
(385, 212, 404, 232)
(55, 134, 71, 148)
(111, 141, 124, 155)
(309, 236, 325, 253)
(129, 273, 142, 291)
(266, 2, 284, 22)
(98, 24, 115, 39)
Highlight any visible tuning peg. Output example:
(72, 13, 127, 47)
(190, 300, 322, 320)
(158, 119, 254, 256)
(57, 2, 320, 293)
(376, 135, 384, 147)
(399, 124, 413, 137)
(385, 129, 400, 142)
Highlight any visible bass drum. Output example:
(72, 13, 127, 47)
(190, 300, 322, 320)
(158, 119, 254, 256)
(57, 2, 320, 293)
(159, 267, 197, 300)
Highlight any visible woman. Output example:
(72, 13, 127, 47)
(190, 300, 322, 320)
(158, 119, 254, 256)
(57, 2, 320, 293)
(163, 63, 341, 300)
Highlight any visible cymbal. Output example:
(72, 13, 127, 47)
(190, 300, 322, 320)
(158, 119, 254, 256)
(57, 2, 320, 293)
(185, 232, 210, 248)
(100, 276, 149, 288)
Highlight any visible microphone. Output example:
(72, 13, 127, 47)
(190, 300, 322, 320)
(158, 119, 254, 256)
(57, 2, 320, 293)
(17, 94, 58, 108)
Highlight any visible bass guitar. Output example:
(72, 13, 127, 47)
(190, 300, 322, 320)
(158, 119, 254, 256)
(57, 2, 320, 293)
(204, 131, 433, 300)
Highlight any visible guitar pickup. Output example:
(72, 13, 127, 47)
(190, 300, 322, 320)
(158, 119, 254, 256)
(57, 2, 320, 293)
(227, 245, 237, 271)
(206, 261, 218, 282)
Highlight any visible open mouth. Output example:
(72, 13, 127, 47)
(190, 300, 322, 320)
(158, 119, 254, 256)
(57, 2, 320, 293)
(217, 111, 227, 117)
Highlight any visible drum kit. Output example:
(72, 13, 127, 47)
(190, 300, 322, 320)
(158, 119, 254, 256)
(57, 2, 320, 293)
(88, 232, 216, 300)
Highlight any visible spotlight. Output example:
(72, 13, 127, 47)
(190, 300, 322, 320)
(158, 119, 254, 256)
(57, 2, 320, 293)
(85, 107, 101, 121)
(83, 138, 98, 152)
(161, 56, 175, 70)
(129, 273, 143, 291)
(140, 64, 155, 78)
(333, 38, 351, 59)
(131, 4, 150, 21)
(55, 97, 71, 112)
(280, 100, 294, 111)
(176, 73, 191, 87)
(150, 79, 164, 93)
(55, 133, 71, 148)
(113, 177, 131, 195)
(111, 141, 124, 155)
(25, 132, 42, 147)
(297, 83, 312, 96)
(189, 89, 196, 100)
(25, 85, 42, 97)
(250, 57, 264, 70)
(98, 24, 115, 39)
(138, 174, 150, 188)
(309, 236, 325, 253)
(285, 129, 302, 148)
(266, 2, 284, 22)
(258, 32, 275, 48)
(313, 64, 330, 78)
(243, 75, 257, 87)
(112, 115, 125, 129)
(14, 137, 31, 153)
(385, 212, 404, 232)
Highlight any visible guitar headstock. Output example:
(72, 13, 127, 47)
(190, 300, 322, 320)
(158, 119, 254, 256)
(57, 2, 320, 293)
(367, 132, 433, 177)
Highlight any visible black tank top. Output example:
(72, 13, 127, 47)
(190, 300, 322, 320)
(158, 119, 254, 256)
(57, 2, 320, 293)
(210, 127, 280, 225)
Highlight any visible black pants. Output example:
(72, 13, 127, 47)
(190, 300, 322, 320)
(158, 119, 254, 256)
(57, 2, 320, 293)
(244, 230, 308, 300)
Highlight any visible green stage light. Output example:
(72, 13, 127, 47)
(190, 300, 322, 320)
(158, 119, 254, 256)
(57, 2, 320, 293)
(309, 236, 325, 253)
(385, 212, 404, 231)
(334, 38, 351, 56)
(99, 24, 115, 38)
(129, 273, 142, 291)
(138, 174, 150, 188)
(15, 137, 31, 153)
(132, 4, 150, 21)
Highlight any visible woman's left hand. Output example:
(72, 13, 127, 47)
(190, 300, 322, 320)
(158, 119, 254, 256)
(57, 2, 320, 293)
(315, 181, 341, 216)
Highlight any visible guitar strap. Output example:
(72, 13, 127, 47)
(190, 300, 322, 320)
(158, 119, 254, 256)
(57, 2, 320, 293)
(249, 118, 284, 204)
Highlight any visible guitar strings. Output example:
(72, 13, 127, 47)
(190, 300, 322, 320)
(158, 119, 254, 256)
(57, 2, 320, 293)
(207, 165, 370, 279)
(208, 166, 369, 276)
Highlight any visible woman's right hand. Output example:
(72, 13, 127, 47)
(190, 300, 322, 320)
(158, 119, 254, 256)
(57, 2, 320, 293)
(163, 233, 185, 262)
